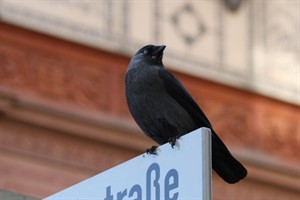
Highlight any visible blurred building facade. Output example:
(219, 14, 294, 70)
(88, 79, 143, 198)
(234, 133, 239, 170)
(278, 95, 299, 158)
(0, 1, 299, 199)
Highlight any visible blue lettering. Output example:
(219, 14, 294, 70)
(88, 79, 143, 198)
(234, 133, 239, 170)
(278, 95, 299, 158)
(104, 186, 113, 200)
(146, 163, 160, 200)
(104, 163, 179, 199)
(164, 169, 179, 200)
(117, 189, 127, 200)
(128, 184, 142, 200)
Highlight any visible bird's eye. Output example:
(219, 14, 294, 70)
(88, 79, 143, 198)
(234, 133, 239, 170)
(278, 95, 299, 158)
(143, 49, 148, 55)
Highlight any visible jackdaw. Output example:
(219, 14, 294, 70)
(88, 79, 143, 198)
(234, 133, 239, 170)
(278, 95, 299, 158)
(125, 44, 247, 184)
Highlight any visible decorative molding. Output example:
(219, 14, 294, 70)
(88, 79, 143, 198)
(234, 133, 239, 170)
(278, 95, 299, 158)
(170, 3, 206, 45)
(0, 36, 112, 113)
(223, 0, 243, 12)
(0, 22, 299, 199)
(0, 22, 299, 168)
(0, 89, 299, 199)
(0, 0, 298, 105)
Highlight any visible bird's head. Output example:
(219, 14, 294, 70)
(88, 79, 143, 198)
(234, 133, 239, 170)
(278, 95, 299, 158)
(128, 45, 166, 70)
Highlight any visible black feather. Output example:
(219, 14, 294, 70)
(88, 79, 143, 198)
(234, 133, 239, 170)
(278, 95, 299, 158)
(125, 45, 247, 183)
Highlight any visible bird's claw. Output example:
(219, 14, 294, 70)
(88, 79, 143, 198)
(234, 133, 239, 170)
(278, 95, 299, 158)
(146, 146, 158, 155)
(168, 136, 179, 148)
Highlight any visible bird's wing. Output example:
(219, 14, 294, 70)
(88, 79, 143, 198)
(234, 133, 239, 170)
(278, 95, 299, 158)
(158, 68, 212, 128)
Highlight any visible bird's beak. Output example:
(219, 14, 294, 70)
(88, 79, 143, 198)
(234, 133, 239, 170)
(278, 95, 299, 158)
(152, 45, 166, 56)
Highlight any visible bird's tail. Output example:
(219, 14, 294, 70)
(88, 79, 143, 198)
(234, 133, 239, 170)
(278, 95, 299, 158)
(211, 131, 247, 184)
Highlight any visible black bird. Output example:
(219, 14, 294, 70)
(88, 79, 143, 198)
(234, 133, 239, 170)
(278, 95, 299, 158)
(125, 44, 247, 184)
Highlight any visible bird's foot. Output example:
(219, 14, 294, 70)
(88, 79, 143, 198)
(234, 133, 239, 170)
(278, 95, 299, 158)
(146, 146, 158, 155)
(168, 136, 179, 148)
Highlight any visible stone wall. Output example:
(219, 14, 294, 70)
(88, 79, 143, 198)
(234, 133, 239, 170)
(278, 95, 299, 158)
(1, 0, 299, 105)
(0, 22, 299, 199)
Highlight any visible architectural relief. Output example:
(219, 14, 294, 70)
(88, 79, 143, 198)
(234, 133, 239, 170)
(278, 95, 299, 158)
(170, 3, 207, 45)
(0, 41, 111, 111)
(1, 23, 299, 167)
(0, 20, 299, 199)
(0, 120, 136, 172)
(0, 0, 298, 104)
(253, 0, 299, 105)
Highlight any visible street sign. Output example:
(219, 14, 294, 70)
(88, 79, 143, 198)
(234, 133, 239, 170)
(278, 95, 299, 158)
(44, 127, 212, 200)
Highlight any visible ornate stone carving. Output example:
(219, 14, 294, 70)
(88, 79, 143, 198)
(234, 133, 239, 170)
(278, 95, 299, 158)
(1, 22, 299, 172)
(1, 1, 298, 104)
(0, 40, 111, 112)
(170, 3, 206, 45)
(0, 22, 299, 200)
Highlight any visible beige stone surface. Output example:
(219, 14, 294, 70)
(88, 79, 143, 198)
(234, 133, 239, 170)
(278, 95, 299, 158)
(1, 0, 299, 104)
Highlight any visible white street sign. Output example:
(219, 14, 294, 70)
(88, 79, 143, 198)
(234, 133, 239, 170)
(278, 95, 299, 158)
(44, 127, 211, 200)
